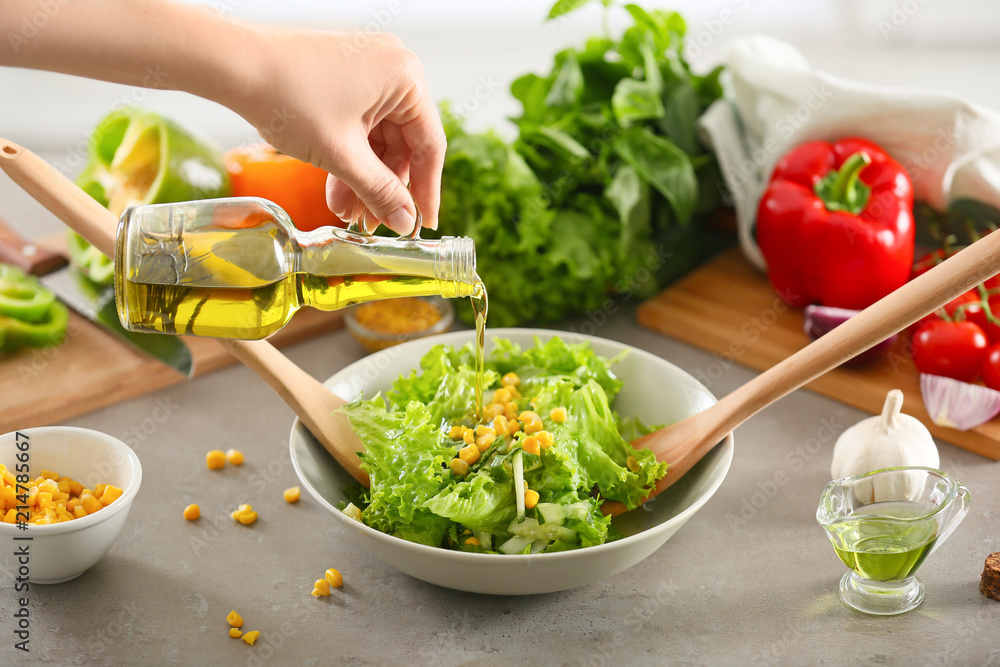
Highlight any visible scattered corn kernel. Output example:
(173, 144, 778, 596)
(522, 436, 540, 456)
(342, 503, 363, 522)
(536, 431, 555, 449)
(283, 486, 301, 503)
(464, 536, 480, 546)
(522, 416, 543, 434)
(325, 568, 344, 589)
(507, 387, 522, 400)
(183, 504, 200, 521)
(226, 449, 245, 466)
(314, 579, 331, 596)
(229, 628, 243, 639)
(475, 424, 494, 437)
(311, 587, 324, 598)
(226, 610, 243, 628)
(493, 415, 510, 437)
(243, 631, 260, 646)
(475, 434, 495, 452)
(507, 419, 521, 435)
(231, 504, 258, 525)
(492, 387, 512, 404)
(448, 425, 464, 440)
(462, 429, 475, 445)
(550, 407, 567, 423)
(450, 458, 469, 477)
(626, 455, 640, 473)
(524, 489, 540, 509)
(501, 372, 520, 387)
(206, 450, 226, 470)
(458, 444, 480, 465)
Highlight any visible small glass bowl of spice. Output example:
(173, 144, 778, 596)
(345, 296, 454, 352)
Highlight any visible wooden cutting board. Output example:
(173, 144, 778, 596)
(0, 235, 344, 431)
(638, 248, 1000, 461)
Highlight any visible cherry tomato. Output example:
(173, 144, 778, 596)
(912, 291, 979, 333)
(983, 344, 1000, 391)
(224, 144, 342, 232)
(911, 320, 989, 382)
(959, 294, 1000, 344)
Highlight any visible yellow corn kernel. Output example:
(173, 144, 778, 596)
(458, 444, 480, 465)
(311, 587, 324, 598)
(626, 455, 640, 473)
(1, 471, 14, 487)
(0, 486, 15, 510)
(521, 436, 540, 457)
(2, 508, 16, 523)
(536, 431, 554, 449)
(325, 568, 344, 589)
(183, 504, 200, 521)
(56, 479, 71, 494)
(283, 486, 301, 503)
(507, 387, 522, 400)
(206, 450, 226, 470)
(462, 429, 475, 445)
(34, 515, 52, 525)
(464, 536, 480, 546)
(501, 372, 520, 387)
(314, 579, 331, 596)
(504, 401, 519, 415)
(507, 419, 521, 435)
(550, 407, 567, 423)
(492, 387, 512, 405)
(475, 433, 495, 452)
(38, 495, 54, 511)
(229, 628, 243, 639)
(235, 508, 258, 525)
(94, 484, 107, 498)
(492, 415, 509, 437)
(243, 631, 260, 646)
(522, 415, 543, 434)
(518, 410, 539, 423)
(72, 506, 87, 519)
(226, 449, 245, 466)
(474, 424, 494, 437)
(66, 498, 81, 510)
(39, 469, 59, 481)
(69, 479, 84, 496)
(226, 610, 243, 628)
(482, 404, 502, 422)
(25, 487, 37, 507)
(99, 485, 123, 506)
(38, 479, 57, 493)
(448, 425, 464, 440)
(524, 489, 540, 509)
(450, 458, 469, 477)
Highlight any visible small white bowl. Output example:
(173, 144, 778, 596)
(0, 427, 142, 584)
(291, 328, 733, 595)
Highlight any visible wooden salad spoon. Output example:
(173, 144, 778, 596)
(5, 138, 1000, 515)
(0, 139, 368, 486)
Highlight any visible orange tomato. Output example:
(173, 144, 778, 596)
(223, 144, 342, 232)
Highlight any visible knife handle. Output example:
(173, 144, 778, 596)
(0, 216, 68, 276)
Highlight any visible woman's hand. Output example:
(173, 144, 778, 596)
(233, 27, 445, 235)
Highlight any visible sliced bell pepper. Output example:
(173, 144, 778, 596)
(0, 264, 68, 352)
(71, 107, 232, 285)
(0, 264, 56, 323)
(756, 137, 915, 310)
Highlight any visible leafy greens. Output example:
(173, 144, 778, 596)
(433, 2, 725, 326)
(340, 336, 667, 553)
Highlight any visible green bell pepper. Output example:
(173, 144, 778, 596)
(0, 264, 68, 352)
(71, 107, 232, 285)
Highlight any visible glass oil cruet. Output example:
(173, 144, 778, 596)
(113, 197, 479, 339)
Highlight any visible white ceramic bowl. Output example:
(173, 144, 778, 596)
(0, 427, 142, 584)
(290, 328, 733, 595)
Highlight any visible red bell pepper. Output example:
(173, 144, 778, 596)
(756, 137, 915, 309)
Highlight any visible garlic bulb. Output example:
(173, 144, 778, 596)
(830, 389, 939, 484)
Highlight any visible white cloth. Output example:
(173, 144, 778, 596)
(698, 35, 1000, 271)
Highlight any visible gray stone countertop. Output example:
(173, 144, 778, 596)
(0, 163, 998, 667)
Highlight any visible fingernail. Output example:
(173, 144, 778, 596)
(386, 207, 415, 235)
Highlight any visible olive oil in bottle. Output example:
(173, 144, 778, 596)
(114, 198, 479, 340)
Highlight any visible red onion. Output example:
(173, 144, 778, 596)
(920, 373, 1000, 430)
(803, 305, 897, 364)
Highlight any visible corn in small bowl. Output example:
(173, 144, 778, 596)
(345, 296, 454, 352)
(0, 427, 142, 584)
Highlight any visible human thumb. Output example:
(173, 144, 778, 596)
(333, 141, 415, 235)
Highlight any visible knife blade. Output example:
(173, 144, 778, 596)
(0, 217, 195, 377)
